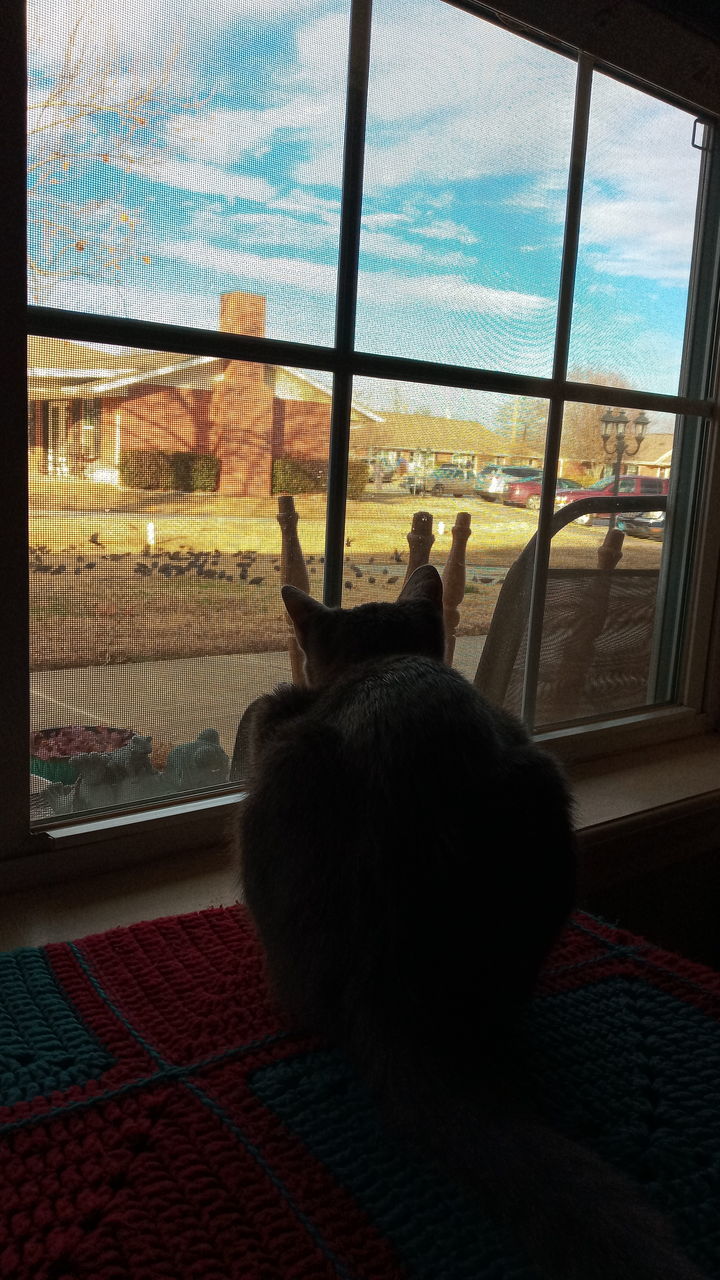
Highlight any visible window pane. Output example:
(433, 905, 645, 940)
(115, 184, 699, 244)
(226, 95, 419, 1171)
(27, 0, 349, 344)
(29, 324, 330, 822)
(355, 1, 576, 374)
(525, 398, 677, 728)
(347, 377, 549, 686)
(569, 72, 703, 395)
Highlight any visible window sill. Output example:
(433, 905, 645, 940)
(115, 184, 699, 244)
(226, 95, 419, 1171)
(2, 732, 718, 943)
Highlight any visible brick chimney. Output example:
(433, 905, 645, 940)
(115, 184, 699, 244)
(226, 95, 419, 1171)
(210, 292, 274, 496)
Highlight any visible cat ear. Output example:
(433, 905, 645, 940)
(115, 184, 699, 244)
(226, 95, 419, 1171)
(397, 564, 443, 609)
(281, 585, 328, 640)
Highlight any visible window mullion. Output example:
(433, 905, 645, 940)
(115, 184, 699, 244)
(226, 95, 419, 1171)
(520, 52, 594, 728)
(1, 0, 34, 857)
(324, 0, 373, 608)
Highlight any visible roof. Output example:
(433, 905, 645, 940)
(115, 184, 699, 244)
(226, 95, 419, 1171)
(349, 411, 501, 456)
(27, 338, 378, 423)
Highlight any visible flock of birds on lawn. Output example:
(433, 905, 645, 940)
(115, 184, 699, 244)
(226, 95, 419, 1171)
(30, 536, 500, 590)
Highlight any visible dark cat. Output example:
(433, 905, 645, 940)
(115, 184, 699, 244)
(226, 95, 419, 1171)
(237, 565, 704, 1280)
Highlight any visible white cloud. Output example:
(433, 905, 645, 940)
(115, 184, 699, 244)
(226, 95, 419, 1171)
(158, 237, 550, 318)
(361, 229, 475, 269)
(132, 158, 277, 202)
(362, 212, 410, 230)
(413, 219, 478, 245)
(159, 239, 340, 295)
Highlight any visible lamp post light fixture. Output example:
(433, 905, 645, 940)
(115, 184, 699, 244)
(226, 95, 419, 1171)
(599, 407, 650, 528)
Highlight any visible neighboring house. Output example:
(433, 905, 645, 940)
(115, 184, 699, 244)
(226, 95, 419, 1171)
(27, 292, 380, 497)
(347, 413, 537, 474)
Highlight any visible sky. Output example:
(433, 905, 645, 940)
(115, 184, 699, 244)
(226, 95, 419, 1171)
(27, 0, 703, 424)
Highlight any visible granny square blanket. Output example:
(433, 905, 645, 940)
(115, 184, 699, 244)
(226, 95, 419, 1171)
(0, 905, 718, 1279)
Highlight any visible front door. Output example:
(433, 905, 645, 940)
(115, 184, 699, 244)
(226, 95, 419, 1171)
(47, 401, 69, 476)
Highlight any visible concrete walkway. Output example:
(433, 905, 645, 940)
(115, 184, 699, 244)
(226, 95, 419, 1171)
(31, 636, 485, 757)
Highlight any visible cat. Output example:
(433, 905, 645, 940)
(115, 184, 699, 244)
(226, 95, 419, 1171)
(237, 564, 705, 1280)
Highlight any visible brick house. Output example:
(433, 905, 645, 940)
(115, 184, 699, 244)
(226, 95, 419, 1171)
(28, 292, 381, 497)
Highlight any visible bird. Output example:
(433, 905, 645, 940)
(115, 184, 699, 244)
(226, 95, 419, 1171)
(387, 576, 398, 584)
(238, 567, 248, 581)
(134, 563, 152, 576)
(368, 576, 376, 584)
(89, 532, 104, 547)
(319, 556, 325, 563)
(345, 581, 353, 589)
(306, 555, 315, 564)
(51, 565, 66, 574)
(273, 564, 280, 571)
(382, 568, 388, 575)
(345, 538, 353, 547)
(369, 556, 375, 564)
(392, 549, 403, 563)
(354, 569, 363, 579)
(249, 576, 264, 586)
(85, 562, 96, 570)
(310, 567, 317, 575)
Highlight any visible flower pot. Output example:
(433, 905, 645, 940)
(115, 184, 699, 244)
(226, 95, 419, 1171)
(30, 726, 133, 785)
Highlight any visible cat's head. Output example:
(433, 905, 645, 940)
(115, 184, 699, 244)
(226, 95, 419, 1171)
(282, 565, 444, 686)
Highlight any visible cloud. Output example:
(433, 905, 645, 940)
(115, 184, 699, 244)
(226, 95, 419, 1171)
(158, 237, 550, 318)
(132, 158, 277, 202)
(360, 229, 475, 269)
(412, 219, 478, 245)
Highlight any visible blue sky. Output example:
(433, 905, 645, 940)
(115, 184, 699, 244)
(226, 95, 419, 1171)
(27, 0, 702, 419)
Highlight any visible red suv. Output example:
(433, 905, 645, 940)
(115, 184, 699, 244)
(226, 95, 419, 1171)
(555, 474, 669, 524)
(504, 474, 583, 509)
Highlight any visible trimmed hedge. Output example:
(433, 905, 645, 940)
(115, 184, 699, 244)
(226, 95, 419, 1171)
(119, 449, 220, 492)
(272, 457, 368, 501)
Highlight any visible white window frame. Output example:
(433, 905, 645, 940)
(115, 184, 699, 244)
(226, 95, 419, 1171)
(7, 0, 720, 878)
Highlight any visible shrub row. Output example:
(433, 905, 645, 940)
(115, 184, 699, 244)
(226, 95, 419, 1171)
(119, 450, 221, 492)
(272, 457, 368, 501)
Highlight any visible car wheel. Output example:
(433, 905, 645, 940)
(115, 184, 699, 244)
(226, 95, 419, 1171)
(432, 483, 444, 495)
(526, 494, 541, 511)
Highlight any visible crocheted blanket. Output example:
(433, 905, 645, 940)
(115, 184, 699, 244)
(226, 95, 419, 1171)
(1, 906, 718, 1279)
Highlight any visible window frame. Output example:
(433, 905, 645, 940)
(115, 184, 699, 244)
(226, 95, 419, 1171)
(10, 0, 720, 870)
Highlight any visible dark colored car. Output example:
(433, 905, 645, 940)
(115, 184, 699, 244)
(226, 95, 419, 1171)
(401, 465, 476, 496)
(617, 511, 666, 540)
(555, 474, 669, 524)
(475, 464, 542, 501)
(503, 474, 583, 509)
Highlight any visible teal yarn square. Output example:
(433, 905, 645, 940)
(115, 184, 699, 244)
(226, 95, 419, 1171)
(0, 949, 113, 1107)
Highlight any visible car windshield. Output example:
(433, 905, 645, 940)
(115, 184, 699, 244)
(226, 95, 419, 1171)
(586, 476, 614, 490)
(557, 477, 582, 489)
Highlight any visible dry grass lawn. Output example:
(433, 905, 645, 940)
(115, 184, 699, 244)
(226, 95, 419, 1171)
(30, 481, 663, 671)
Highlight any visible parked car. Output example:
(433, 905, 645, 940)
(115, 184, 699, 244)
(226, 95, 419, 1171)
(617, 510, 666, 541)
(555, 474, 669, 524)
(503, 473, 583, 509)
(401, 465, 476, 496)
(475, 464, 542, 501)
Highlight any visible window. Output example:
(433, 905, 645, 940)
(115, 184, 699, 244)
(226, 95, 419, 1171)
(11, 0, 720, 860)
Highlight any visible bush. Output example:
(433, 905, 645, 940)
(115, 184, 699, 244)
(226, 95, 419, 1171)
(119, 449, 175, 490)
(120, 449, 220, 492)
(347, 458, 369, 500)
(272, 457, 328, 495)
(272, 456, 368, 500)
(189, 454, 221, 492)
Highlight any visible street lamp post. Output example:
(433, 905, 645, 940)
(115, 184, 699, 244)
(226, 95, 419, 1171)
(599, 408, 650, 528)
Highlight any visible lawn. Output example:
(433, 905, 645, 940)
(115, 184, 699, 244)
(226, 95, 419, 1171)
(30, 481, 663, 670)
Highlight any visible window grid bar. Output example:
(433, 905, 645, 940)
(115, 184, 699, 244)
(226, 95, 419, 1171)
(520, 51, 594, 728)
(325, 0, 374, 608)
(27, 307, 713, 420)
